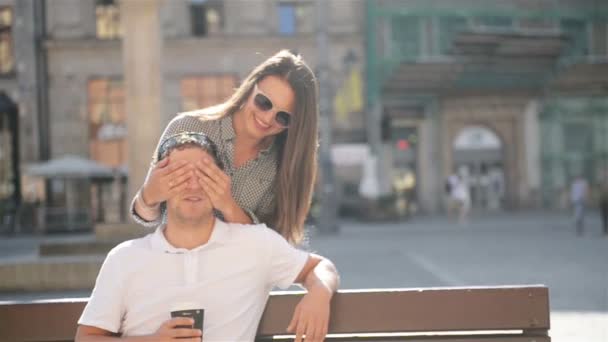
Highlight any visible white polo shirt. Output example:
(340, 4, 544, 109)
(78, 220, 309, 341)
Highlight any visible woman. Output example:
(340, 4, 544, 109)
(131, 50, 318, 244)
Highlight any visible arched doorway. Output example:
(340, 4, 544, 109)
(452, 125, 505, 211)
(0, 92, 20, 233)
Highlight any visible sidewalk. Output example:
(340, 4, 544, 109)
(1, 210, 607, 341)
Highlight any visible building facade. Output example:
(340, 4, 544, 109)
(2, 0, 366, 231)
(366, 0, 608, 213)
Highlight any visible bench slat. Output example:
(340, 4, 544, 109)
(0, 286, 550, 342)
(258, 286, 550, 335)
(259, 336, 550, 342)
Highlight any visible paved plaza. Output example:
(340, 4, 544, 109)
(1, 211, 607, 341)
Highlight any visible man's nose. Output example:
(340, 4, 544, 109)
(186, 176, 201, 190)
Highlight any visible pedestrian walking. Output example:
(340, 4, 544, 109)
(446, 172, 470, 224)
(600, 181, 608, 236)
(570, 175, 589, 236)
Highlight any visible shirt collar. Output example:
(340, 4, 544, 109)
(150, 219, 230, 253)
(220, 115, 237, 142)
(220, 114, 276, 155)
(222, 114, 276, 156)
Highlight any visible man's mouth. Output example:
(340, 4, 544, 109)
(184, 196, 202, 202)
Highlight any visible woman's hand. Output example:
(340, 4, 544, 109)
(141, 157, 196, 206)
(286, 287, 331, 342)
(195, 157, 239, 216)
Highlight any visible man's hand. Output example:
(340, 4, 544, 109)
(75, 317, 202, 341)
(286, 286, 332, 342)
(287, 254, 339, 342)
(151, 317, 202, 341)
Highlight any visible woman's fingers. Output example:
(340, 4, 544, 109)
(167, 169, 195, 190)
(197, 160, 229, 184)
(155, 156, 170, 169)
(168, 180, 191, 198)
(164, 160, 192, 178)
(196, 170, 222, 197)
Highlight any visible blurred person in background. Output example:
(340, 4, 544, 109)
(570, 175, 589, 236)
(131, 50, 318, 245)
(446, 171, 470, 224)
(600, 180, 608, 236)
(445, 172, 458, 220)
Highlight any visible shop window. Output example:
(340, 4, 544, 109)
(190, 0, 223, 37)
(96, 0, 121, 40)
(180, 75, 237, 111)
(88, 78, 126, 167)
(0, 7, 14, 75)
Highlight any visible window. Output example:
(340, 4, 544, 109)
(278, 4, 296, 35)
(0, 108, 15, 202)
(439, 17, 467, 55)
(472, 16, 513, 30)
(391, 16, 420, 60)
(88, 79, 127, 167)
(190, 0, 223, 37)
(278, 1, 314, 36)
(0, 7, 14, 75)
(561, 19, 589, 57)
(563, 123, 592, 153)
(96, 0, 121, 40)
(180, 75, 237, 111)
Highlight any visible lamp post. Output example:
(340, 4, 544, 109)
(316, 0, 338, 234)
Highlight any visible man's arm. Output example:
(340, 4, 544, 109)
(75, 318, 201, 342)
(287, 254, 340, 342)
(295, 254, 340, 295)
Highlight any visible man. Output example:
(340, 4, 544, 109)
(600, 180, 608, 236)
(76, 133, 339, 342)
(570, 175, 589, 236)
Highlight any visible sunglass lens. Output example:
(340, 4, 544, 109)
(254, 94, 273, 111)
(276, 111, 291, 127)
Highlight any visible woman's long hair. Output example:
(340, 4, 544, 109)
(188, 50, 318, 244)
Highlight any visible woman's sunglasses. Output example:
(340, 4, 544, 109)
(253, 85, 293, 128)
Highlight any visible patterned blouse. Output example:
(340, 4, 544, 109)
(130, 113, 279, 227)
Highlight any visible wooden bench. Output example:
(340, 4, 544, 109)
(0, 285, 550, 341)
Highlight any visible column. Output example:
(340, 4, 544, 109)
(120, 0, 164, 212)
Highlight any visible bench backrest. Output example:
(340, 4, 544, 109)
(0, 285, 550, 341)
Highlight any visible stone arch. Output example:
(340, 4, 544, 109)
(450, 124, 508, 211)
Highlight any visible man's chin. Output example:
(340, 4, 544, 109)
(175, 214, 210, 225)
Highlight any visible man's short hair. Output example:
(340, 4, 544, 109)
(157, 132, 223, 169)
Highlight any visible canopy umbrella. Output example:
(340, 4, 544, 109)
(26, 155, 115, 179)
(25, 155, 117, 232)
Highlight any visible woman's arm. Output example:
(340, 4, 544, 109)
(129, 115, 195, 226)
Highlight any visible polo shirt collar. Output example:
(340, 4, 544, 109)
(150, 219, 230, 253)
